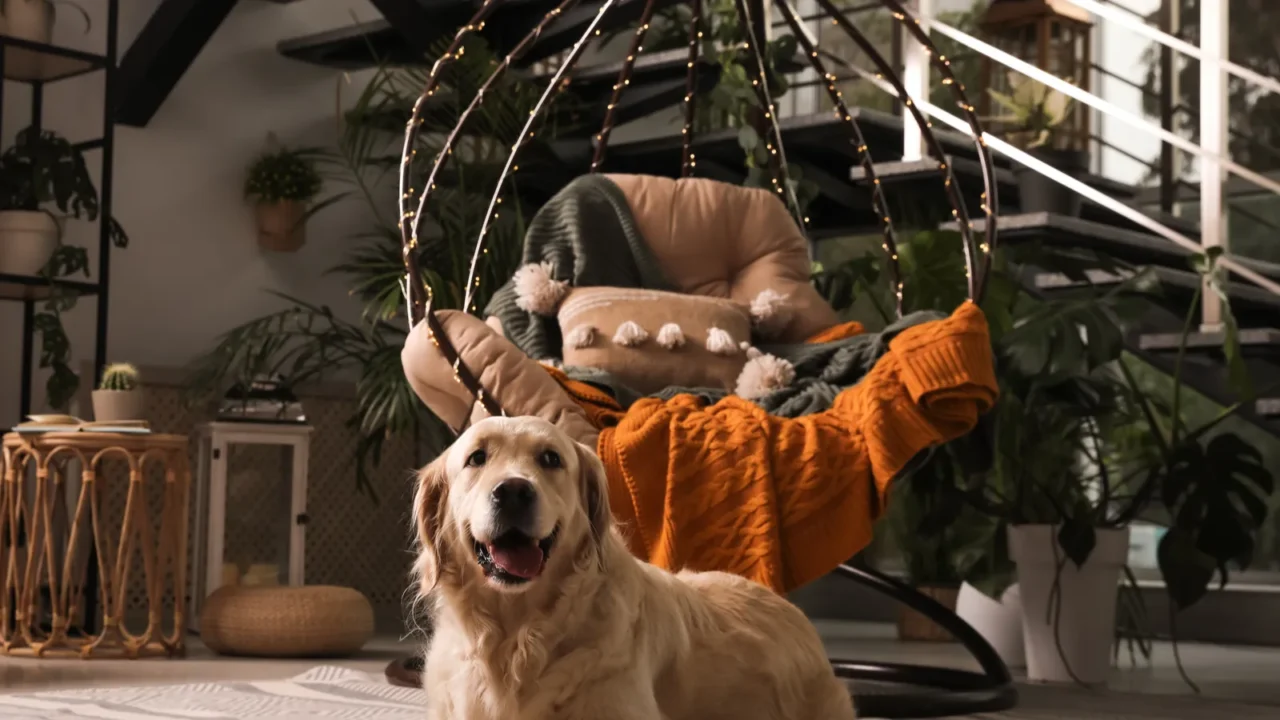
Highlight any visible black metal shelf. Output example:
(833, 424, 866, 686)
(0, 33, 109, 84)
(1, 0, 120, 643)
(0, 272, 101, 302)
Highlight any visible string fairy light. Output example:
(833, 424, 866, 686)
(398, 0, 590, 420)
(774, 0, 904, 316)
(680, 0, 704, 176)
(591, 0, 659, 171)
(810, 0, 980, 303)
(732, 0, 807, 232)
(462, 0, 622, 313)
(397, 0, 501, 321)
(878, 0, 1000, 302)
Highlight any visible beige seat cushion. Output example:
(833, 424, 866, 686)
(605, 174, 839, 342)
(558, 287, 751, 395)
(199, 585, 373, 658)
(401, 310, 598, 446)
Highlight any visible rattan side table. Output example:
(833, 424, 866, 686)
(1, 431, 190, 659)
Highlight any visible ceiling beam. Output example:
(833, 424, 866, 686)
(115, 0, 240, 127)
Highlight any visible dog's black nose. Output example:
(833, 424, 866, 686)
(491, 478, 537, 519)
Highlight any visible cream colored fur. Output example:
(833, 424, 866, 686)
(412, 416, 856, 720)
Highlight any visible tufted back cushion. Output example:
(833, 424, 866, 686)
(605, 174, 839, 342)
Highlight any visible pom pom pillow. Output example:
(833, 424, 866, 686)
(558, 288, 752, 395)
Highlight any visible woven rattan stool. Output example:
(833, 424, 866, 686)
(199, 585, 373, 657)
(1, 431, 190, 659)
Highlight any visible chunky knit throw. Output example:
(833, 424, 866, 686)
(546, 302, 998, 593)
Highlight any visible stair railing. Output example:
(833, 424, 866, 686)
(888, 1, 1280, 332)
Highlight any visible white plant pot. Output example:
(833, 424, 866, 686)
(91, 389, 145, 423)
(1009, 524, 1130, 685)
(0, 0, 53, 41)
(0, 0, 55, 79)
(0, 210, 58, 275)
(956, 582, 1025, 668)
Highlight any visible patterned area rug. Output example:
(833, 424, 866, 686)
(0, 667, 420, 719)
(1, 666, 1277, 719)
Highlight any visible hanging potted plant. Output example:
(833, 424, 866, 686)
(987, 71, 1084, 217)
(243, 140, 325, 253)
(92, 362, 144, 422)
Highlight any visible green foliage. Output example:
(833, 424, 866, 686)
(1141, 0, 1280, 174)
(244, 145, 325, 204)
(986, 72, 1075, 150)
(619, 1, 819, 214)
(0, 126, 99, 216)
(190, 37, 571, 497)
(0, 126, 129, 409)
(814, 233, 1275, 615)
(98, 363, 139, 391)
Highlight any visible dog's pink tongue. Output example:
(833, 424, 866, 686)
(488, 543, 544, 579)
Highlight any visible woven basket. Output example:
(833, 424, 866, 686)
(200, 585, 374, 658)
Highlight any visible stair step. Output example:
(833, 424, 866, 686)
(1032, 266, 1280, 328)
(277, 0, 674, 70)
(1138, 328, 1280, 353)
(1259, 398, 1280, 416)
(863, 158, 1194, 237)
(956, 213, 1280, 279)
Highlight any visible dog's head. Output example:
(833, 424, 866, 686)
(413, 416, 610, 596)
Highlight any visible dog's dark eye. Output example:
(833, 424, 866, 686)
(466, 449, 487, 467)
(538, 449, 562, 469)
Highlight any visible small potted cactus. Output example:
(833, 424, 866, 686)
(92, 362, 144, 423)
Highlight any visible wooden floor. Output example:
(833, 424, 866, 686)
(3, 621, 1280, 718)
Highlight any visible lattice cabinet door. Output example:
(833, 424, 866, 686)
(191, 422, 312, 631)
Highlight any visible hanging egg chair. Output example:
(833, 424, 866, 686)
(395, 0, 1015, 716)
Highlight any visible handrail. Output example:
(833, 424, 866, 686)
(1070, 0, 1280, 100)
(829, 53, 1280, 297)
(928, 21, 1280, 203)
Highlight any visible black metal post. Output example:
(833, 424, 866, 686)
(19, 300, 33, 418)
(1158, 0, 1177, 214)
(83, 0, 121, 637)
(94, 0, 119, 385)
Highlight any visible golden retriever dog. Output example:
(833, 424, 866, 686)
(412, 415, 855, 720)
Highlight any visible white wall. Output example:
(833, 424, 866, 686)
(1, 0, 382, 426)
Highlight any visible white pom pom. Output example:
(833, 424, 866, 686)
(538, 357, 564, 370)
(744, 346, 763, 360)
(564, 324, 596, 349)
(750, 288, 793, 338)
(706, 327, 738, 356)
(735, 353, 796, 399)
(657, 323, 685, 349)
(612, 321, 649, 347)
(513, 262, 569, 315)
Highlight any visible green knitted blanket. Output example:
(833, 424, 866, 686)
(484, 175, 937, 417)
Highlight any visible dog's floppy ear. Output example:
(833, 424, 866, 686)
(413, 453, 451, 594)
(573, 440, 611, 543)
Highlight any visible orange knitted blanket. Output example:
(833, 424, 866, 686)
(548, 302, 997, 593)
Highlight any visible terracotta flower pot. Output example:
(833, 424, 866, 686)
(896, 585, 960, 642)
(255, 200, 306, 252)
(91, 389, 145, 423)
(0, 209, 59, 275)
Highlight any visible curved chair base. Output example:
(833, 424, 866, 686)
(831, 564, 1018, 718)
(383, 564, 1018, 718)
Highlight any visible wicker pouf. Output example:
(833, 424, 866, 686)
(199, 585, 374, 658)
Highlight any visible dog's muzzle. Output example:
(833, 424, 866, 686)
(473, 479, 558, 584)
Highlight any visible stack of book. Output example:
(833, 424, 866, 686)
(12, 414, 152, 435)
